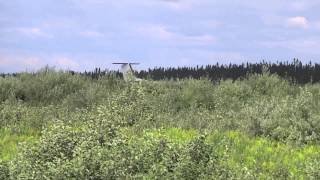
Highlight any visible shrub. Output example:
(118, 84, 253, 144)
(0, 160, 9, 180)
(2, 70, 320, 178)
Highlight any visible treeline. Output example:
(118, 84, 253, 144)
(82, 59, 320, 84)
(137, 59, 320, 84)
(2, 59, 320, 84)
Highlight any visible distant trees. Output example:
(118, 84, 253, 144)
(136, 59, 320, 84)
(80, 68, 122, 80)
(2, 59, 320, 84)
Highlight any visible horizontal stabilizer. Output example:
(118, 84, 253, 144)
(112, 63, 140, 65)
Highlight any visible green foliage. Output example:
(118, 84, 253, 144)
(1, 70, 320, 178)
(0, 160, 9, 180)
(0, 128, 38, 161)
(6, 124, 320, 179)
(0, 69, 123, 108)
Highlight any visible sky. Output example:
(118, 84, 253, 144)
(1, 0, 320, 72)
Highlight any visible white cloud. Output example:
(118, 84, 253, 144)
(0, 57, 11, 65)
(201, 20, 222, 29)
(138, 25, 174, 40)
(183, 35, 216, 45)
(154, 49, 249, 68)
(1, 53, 80, 72)
(54, 57, 79, 68)
(79, 30, 106, 38)
(16, 27, 53, 38)
(22, 57, 42, 66)
(261, 38, 320, 55)
(0, 53, 44, 73)
(286, 16, 309, 29)
(137, 24, 216, 45)
(77, 0, 195, 11)
(263, 15, 311, 29)
(0, 55, 40, 66)
(159, 0, 191, 10)
(188, 49, 247, 63)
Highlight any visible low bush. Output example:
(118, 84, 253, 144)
(0, 160, 9, 180)
(5, 106, 320, 179)
(1, 70, 320, 178)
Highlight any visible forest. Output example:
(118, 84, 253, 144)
(1, 63, 320, 179)
(74, 59, 320, 84)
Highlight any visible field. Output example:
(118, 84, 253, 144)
(1, 69, 320, 179)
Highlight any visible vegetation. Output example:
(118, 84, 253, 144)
(66, 59, 320, 84)
(137, 59, 320, 84)
(1, 67, 320, 179)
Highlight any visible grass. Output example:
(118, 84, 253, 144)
(1, 71, 320, 178)
(145, 129, 320, 178)
(1, 125, 320, 178)
(114, 127, 320, 178)
(207, 131, 320, 178)
(0, 128, 39, 161)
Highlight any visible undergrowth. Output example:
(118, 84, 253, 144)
(1, 70, 320, 178)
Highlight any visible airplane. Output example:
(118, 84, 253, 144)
(112, 63, 143, 82)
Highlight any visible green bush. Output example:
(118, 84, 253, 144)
(0, 69, 123, 107)
(0, 160, 9, 180)
(3, 71, 320, 144)
(7, 125, 320, 179)
(2, 70, 320, 178)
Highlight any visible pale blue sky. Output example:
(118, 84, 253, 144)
(1, 0, 320, 72)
